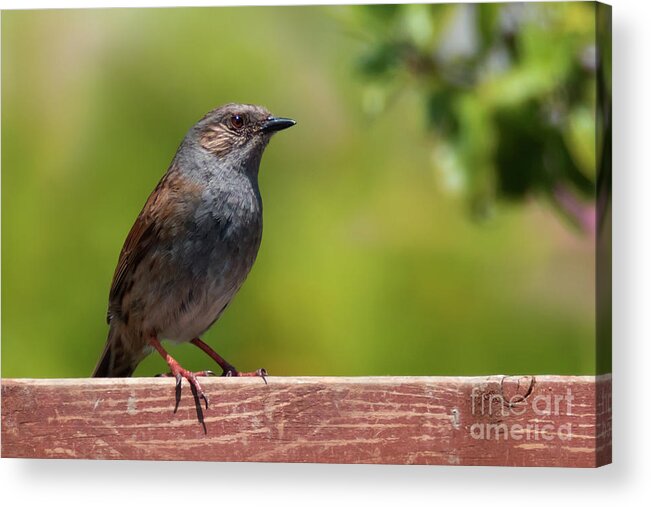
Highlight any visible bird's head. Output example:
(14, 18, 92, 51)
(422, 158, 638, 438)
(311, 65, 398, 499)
(192, 103, 295, 172)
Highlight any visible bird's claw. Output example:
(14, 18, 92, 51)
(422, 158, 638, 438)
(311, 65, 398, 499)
(256, 368, 268, 385)
(167, 368, 209, 413)
(174, 373, 183, 413)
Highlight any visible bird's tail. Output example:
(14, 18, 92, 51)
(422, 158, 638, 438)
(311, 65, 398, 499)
(92, 327, 138, 378)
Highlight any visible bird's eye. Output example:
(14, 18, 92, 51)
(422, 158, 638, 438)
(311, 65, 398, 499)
(230, 114, 244, 129)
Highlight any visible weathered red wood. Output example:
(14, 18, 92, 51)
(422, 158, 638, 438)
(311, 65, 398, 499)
(1, 375, 611, 467)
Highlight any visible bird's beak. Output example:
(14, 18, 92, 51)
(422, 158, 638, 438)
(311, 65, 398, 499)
(261, 116, 296, 133)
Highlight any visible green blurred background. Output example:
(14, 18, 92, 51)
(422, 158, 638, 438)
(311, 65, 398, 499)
(2, 3, 602, 378)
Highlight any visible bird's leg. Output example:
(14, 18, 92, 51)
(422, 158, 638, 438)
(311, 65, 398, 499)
(149, 336, 210, 411)
(190, 338, 236, 373)
(191, 338, 268, 384)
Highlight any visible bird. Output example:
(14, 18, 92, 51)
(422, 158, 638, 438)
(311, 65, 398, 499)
(92, 103, 296, 410)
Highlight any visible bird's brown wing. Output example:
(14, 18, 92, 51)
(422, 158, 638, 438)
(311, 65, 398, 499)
(107, 164, 199, 324)
(107, 185, 162, 323)
(107, 162, 206, 324)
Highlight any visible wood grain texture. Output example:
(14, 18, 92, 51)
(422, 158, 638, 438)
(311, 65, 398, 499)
(1, 375, 611, 467)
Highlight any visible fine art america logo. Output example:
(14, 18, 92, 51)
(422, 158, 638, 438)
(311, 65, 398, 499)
(469, 387, 574, 441)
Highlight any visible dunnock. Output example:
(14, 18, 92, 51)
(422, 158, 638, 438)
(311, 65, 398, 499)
(92, 103, 296, 409)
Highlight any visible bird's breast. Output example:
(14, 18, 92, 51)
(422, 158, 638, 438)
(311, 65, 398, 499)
(196, 183, 262, 262)
(153, 182, 262, 343)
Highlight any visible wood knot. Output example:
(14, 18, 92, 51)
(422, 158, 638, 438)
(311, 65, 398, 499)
(500, 375, 536, 408)
(470, 375, 536, 422)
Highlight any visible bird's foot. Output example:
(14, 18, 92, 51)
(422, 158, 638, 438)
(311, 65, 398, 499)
(154, 365, 211, 432)
(149, 336, 210, 432)
(189, 338, 268, 385)
(223, 367, 268, 385)
(166, 361, 210, 413)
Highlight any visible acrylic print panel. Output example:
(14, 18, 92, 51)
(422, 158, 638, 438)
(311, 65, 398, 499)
(1, 2, 611, 466)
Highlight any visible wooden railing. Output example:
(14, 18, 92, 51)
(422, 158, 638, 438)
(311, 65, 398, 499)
(1, 375, 611, 467)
